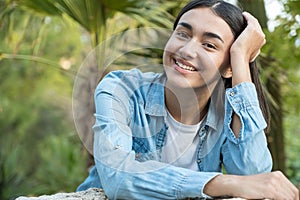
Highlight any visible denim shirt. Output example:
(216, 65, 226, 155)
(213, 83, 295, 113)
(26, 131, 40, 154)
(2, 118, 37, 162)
(77, 68, 272, 199)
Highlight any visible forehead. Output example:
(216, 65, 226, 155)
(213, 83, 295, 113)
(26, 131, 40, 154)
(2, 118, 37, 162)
(178, 7, 234, 41)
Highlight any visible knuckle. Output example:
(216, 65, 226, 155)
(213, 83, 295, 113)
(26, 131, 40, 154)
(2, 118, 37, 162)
(274, 170, 284, 176)
(263, 38, 267, 45)
(271, 171, 283, 179)
(258, 31, 265, 39)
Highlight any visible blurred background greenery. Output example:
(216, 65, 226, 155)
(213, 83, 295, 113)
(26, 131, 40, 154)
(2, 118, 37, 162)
(0, 0, 299, 199)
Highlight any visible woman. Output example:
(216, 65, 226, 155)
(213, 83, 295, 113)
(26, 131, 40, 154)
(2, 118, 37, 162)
(77, 0, 299, 199)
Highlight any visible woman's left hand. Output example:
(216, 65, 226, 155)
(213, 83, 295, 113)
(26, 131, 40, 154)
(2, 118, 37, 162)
(230, 11, 266, 63)
(230, 12, 266, 86)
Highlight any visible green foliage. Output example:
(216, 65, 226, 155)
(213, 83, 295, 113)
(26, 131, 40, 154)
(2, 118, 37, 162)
(19, 0, 175, 47)
(0, 58, 88, 200)
(263, 0, 300, 187)
(34, 134, 89, 194)
(285, 115, 300, 187)
(0, 1, 89, 199)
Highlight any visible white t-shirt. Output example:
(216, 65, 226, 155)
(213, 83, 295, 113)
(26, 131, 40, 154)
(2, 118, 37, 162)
(161, 109, 204, 171)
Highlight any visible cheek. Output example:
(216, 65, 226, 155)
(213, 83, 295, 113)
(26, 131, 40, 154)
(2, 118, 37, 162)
(218, 52, 231, 71)
(164, 36, 177, 53)
(163, 37, 177, 64)
(216, 58, 231, 79)
(208, 48, 231, 71)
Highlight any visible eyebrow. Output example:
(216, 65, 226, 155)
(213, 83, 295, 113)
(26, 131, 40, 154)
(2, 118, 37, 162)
(178, 22, 193, 31)
(203, 32, 224, 43)
(178, 22, 224, 43)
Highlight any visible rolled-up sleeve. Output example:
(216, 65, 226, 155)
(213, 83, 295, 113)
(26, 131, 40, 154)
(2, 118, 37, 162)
(222, 82, 272, 175)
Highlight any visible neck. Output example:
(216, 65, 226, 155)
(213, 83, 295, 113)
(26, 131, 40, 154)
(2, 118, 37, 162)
(165, 85, 210, 125)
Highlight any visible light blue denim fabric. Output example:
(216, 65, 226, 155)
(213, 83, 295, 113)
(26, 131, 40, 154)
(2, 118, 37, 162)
(77, 68, 272, 199)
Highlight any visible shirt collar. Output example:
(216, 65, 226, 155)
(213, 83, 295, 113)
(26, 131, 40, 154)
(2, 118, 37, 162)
(145, 74, 167, 116)
(145, 74, 224, 130)
(205, 83, 225, 130)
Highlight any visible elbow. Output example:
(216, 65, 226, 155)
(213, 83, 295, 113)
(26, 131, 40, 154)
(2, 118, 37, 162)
(96, 159, 136, 200)
(224, 144, 273, 175)
(96, 164, 123, 199)
(234, 150, 273, 175)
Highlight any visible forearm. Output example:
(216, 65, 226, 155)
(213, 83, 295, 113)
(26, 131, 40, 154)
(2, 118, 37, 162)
(229, 10, 266, 138)
(203, 174, 240, 197)
(95, 156, 220, 199)
(231, 54, 252, 87)
(224, 83, 272, 174)
(230, 51, 252, 138)
(225, 82, 267, 143)
(231, 113, 241, 138)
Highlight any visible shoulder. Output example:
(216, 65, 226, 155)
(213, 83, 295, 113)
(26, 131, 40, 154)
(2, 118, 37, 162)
(96, 68, 164, 96)
(104, 68, 161, 82)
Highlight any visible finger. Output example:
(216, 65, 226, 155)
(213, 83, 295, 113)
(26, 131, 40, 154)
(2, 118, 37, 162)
(242, 11, 264, 31)
(242, 12, 266, 62)
(242, 12, 256, 24)
(250, 50, 260, 62)
(242, 11, 259, 25)
(275, 171, 299, 200)
(242, 11, 252, 20)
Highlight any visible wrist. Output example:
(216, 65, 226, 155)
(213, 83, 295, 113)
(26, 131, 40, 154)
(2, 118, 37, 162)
(230, 56, 252, 86)
(203, 174, 240, 197)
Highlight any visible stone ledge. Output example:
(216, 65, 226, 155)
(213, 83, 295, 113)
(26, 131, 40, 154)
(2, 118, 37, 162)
(16, 188, 245, 200)
(16, 188, 108, 200)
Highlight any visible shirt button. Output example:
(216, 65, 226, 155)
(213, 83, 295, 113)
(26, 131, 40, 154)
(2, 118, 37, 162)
(114, 145, 121, 150)
(197, 159, 201, 163)
(230, 92, 235, 96)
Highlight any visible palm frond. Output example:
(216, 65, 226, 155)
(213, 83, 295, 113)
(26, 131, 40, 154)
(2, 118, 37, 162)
(18, 0, 176, 37)
(18, 0, 63, 16)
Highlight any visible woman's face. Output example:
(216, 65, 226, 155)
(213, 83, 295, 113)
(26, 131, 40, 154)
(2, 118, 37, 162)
(163, 7, 235, 90)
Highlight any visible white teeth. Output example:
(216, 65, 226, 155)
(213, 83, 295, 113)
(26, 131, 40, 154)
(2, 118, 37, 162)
(175, 60, 196, 71)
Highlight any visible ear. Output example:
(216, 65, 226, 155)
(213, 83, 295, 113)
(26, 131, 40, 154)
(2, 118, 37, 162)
(221, 66, 232, 78)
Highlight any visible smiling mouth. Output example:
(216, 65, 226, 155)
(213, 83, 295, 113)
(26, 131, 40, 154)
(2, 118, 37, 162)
(175, 59, 197, 71)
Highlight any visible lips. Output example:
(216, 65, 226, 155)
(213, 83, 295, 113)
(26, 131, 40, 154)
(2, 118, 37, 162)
(174, 58, 197, 72)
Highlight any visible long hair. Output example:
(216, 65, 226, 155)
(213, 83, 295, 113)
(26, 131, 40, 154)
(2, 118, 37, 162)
(173, 0, 270, 132)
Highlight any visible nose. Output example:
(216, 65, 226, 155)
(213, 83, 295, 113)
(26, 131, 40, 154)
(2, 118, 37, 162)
(178, 39, 198, 59)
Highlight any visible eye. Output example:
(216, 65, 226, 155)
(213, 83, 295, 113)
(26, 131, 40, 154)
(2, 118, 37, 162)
(175, 31, 190, 39)
(203, 42, 217, 50)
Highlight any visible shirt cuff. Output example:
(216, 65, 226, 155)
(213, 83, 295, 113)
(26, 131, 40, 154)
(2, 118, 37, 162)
(225, 82, 259, 111)
(179, 171, 221, 198)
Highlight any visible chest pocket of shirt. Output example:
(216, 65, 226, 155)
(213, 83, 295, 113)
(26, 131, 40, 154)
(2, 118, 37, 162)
(132, 137, 160, 162)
